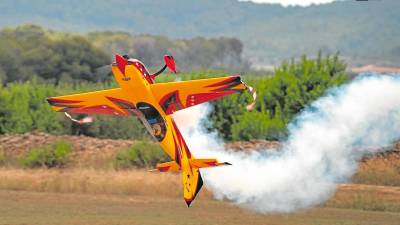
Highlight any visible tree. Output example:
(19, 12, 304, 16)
(0, 25, 110, 84)
(210, 53, 348, 140)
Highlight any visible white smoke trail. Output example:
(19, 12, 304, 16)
(173, 73, 400, 213)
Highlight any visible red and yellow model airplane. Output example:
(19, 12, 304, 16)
(47, 55, 255, 206)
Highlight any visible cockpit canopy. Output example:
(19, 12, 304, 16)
(127, 59, 150, 77)
(116, 54, 176, 84)
(126, 58, 154, 83)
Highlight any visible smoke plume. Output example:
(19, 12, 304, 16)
(172, 73, 400, 213)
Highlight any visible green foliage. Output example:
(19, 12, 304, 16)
(0, 81, 151, 139)
(210, 52, 348, 140)
(88, 33, 249, 72)
(0, 25, 250, 85)
(0, 23, 379, 144)
(22, 141, 72, 168)
(232, 111, 285, 141)
(0, 25, 110, 84)
(76, 116, 150, 140)
(0, 81, 63, 134)
(0, 51, 348, 141)
(114, 141, 169, 169)
(0, 25, 352, 141)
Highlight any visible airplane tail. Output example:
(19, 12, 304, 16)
(151, 158, 230, 207)
(183, 159, 231, 207)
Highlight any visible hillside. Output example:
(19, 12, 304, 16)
(0, 0, 399, 66)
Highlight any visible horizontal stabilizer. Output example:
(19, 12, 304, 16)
(150, 161, 180, 172)
(189, 158, 231, 169)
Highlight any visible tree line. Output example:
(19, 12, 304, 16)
(0, 49, 348, 141)
(0, 24, 249, 85)
(88, 31, 249, 72)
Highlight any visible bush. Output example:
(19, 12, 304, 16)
(114, 141, 169, 169)
(22, 141, 72, 168)
(231, 111, 285, 141)
(210, 52, 349, 140)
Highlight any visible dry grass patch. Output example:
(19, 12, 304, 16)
(354, 152, 400, 186)
(326, 184, 400, 212)
(0, 168, 201, 198)
(1, 169, 400, 213)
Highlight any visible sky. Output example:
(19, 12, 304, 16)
(240, 0, 340, 7)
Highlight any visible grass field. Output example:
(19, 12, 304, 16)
(0, 169, 399, 225)
(0, 190, 400, 225)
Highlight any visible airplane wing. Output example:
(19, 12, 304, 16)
(151, 75, 250, 115)
(47, 88, 136, 116)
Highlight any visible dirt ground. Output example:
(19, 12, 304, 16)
(1, 131, 398, 155)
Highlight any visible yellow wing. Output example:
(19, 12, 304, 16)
(47, 88, 135, 116)
(151, 75, 247, 115)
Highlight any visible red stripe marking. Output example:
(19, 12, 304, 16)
(205, 76, 239, 88)
(158, 166, 171, 172)
(159, 90, 184, 115)
(47, 98, 83, 104)
(106, 96, 134, 106)
(115, 55, 127, 75)
(172, 120, 191, 158)
(173, 132, 181, 166)
(205, 161, 217, 166)
(186, 91, 234, 107)
(70, 105, 126, 116)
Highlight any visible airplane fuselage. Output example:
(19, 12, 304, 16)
(111, 60, 201, 204)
